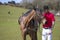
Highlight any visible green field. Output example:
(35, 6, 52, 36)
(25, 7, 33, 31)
(0, 5, 60, 40)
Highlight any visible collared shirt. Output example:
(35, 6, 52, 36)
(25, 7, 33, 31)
(43, 12, 55, 28)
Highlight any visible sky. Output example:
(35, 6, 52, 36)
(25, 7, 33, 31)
(0, 0, 22, 3)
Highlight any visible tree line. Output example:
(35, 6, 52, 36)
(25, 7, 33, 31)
(0, 0, 60, 11)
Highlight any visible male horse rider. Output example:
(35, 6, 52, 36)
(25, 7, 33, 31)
(42, 5, 55, 40)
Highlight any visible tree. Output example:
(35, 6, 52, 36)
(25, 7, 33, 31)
(4, 2, 8, 5)
(0, 2, 3, 5)
(11, 1, 15, 4)
(8, 1, 15, 4)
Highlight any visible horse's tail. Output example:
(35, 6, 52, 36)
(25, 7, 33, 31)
(18, 16, 22, 24)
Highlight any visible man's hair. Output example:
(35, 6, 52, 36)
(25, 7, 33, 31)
(43, 5, 49, 10)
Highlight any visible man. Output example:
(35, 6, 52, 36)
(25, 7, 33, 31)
(42, 5, 55, 40)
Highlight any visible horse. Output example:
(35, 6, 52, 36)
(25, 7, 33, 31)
(18, 8, 43, 40)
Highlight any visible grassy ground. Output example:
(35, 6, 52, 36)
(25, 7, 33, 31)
(0, 5, 60, 40)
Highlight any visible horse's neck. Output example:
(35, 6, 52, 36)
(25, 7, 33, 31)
(34, 13, 42, 24)
(27, 18, 37, 28)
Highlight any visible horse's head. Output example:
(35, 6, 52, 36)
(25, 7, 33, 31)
(32, 7, 43, 23)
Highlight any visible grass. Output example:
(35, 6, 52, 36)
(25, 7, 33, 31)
(0, 5, 60, 40)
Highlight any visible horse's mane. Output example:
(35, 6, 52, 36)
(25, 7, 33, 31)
(22, 9, 32, 16)
(22, 8, 42, 17)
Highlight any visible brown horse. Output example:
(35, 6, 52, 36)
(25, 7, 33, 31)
(18, 8, 42, 40)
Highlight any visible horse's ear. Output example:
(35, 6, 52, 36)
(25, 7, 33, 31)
(32, 6, 36, 11)
(33, 8, 36, 11)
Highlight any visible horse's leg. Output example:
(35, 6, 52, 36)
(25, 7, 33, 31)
(22, 30, 27, 40)
(22, 33, 26, 40)
(21, 27, 27, 40)
(20, 20, 27, 40)
(34, 31, 37, 40)
(29, 31, 37, 40)
(32, 31, 37, 40)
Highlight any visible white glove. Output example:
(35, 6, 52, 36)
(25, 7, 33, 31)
(42, 18, 47, 24)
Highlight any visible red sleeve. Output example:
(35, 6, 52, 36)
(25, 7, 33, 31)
(51, 14, 55, 21)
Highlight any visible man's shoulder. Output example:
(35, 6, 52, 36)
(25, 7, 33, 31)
(50, 12, 54, 16)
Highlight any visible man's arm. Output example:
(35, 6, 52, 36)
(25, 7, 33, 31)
(51, 14, 55, 29)
(52, 21, 55, 28)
